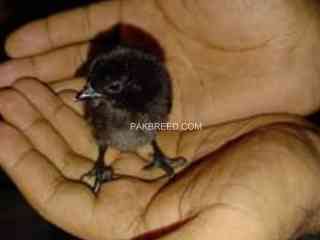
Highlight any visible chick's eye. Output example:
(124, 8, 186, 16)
(105, 81, 123, 94)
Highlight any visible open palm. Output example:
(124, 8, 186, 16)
(1, 78, 320, 240)
(2, 0, 320, 125)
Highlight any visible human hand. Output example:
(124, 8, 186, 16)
(2, 0, 320, 127)
(1, 77, 320, 240)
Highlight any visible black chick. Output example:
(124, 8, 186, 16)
(76, 44, 185, 193)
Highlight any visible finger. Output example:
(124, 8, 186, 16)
(0, 122, 96, 237)
(0, 44, 88, 87)
(0, 88, 93, 179)
(58, 89, 84, 116)
(13, 78, 97, 160)
(51, 78, 86, 93)
(5, 1, 120, 57)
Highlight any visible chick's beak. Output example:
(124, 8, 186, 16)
(76, 85, 102, 101)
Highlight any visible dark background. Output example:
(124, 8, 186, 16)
(0, 0, 319, 239)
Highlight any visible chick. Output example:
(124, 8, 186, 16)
(76, 43, 185, 193)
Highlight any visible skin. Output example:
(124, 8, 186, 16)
(1, 0, 320, 239)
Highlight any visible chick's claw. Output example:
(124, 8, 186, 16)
(81, 165, 118, 193)
(143, 156, 187, 177)
(145, 141, 187, 177)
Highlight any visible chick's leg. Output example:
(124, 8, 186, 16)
(81, 146, 118, 193)
(143, 141, 186, 176)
